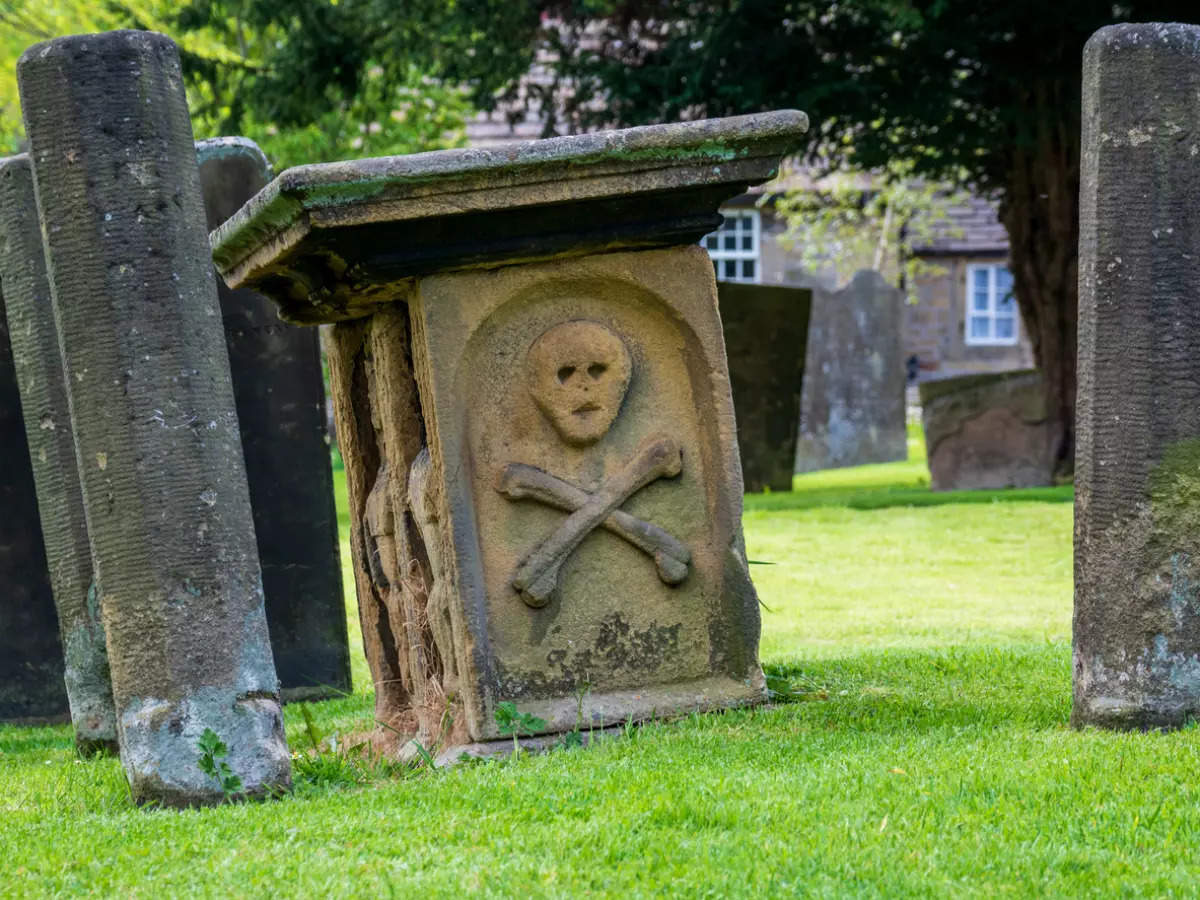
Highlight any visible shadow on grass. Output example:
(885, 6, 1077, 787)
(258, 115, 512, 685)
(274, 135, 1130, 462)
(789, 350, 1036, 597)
(747, 483, 1074, 513)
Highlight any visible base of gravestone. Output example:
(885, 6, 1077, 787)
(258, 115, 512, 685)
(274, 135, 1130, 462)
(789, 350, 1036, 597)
(919, 369, 1055, 491)
(431, 725, 625, 768)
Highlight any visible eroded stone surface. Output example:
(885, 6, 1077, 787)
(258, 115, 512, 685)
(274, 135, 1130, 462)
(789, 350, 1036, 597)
(216, 112, 805, 749)
(0, 153, 113, 746)
(792, 270, 906, 473)
(213, 110, 809, 322)
(0, 197, 65, 725)
(1074, 23, 1200, 729)
(919, 370, 1054, 491)
(19, 30, 290, 803)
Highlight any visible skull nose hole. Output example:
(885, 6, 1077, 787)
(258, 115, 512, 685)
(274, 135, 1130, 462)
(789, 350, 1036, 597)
(587, 363, 607, 379)
(557, 365, 575, 384)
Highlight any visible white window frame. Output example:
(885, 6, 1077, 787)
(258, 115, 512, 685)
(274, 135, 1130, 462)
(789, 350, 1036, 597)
(702, 208, 762, 284)
(964, 263, 1018, 346)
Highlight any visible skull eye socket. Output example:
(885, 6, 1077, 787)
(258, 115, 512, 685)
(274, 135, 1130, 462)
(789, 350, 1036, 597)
(557, 365, 575, 384)
(587, 363, 607, 379)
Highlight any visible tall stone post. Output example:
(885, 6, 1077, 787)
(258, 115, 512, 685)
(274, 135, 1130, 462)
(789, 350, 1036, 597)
(18, 31, 290, 804)
(1075, 23, 1200, 729)
(196, 138, 350, 700)
(0, 154, 115, 750)
(0, 175, 65, 724)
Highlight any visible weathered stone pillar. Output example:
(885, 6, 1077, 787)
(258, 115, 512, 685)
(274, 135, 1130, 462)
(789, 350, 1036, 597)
(19, 30, 290, 803)
(197, 138, 350, 700)
(214, 112, 807, 753)
(0, 154, 114, 749)
(0, 171, 66, 724)
(716, 283, 811, 493)
(1075, 22, 1200, 729)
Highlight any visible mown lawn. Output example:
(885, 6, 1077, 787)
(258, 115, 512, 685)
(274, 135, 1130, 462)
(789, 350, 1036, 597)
(6, 430, 1200, 897)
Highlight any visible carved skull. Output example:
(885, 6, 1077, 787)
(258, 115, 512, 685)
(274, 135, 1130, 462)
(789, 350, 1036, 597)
(527, 320, 633, 446)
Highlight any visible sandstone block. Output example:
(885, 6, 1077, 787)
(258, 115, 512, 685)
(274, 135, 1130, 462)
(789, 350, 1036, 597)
(919, 369, 1055, 491)
(213, 112, 807, 749)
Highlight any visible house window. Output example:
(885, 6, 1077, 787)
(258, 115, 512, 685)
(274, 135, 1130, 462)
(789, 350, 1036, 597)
(702, 209, 761, 283)
(965, 263, 1018, 345)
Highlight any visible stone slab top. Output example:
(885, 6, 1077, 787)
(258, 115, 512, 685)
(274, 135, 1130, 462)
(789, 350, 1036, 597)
(210, 110, 808, 323)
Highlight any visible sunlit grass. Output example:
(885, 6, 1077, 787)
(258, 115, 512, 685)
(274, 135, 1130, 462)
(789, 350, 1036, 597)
(11, 427, 1188, 899)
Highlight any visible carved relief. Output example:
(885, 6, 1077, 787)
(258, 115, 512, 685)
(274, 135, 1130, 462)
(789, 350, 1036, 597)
(498, 319, 691, 607)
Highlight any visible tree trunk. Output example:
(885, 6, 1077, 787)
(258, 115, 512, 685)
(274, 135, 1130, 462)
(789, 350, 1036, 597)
(997, 95, 1080, 479)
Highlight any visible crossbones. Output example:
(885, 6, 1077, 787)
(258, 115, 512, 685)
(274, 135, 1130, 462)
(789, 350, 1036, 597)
(498, 433, 690, 608)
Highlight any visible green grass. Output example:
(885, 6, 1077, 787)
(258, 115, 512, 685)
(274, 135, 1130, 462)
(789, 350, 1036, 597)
(7, 429, 1200, 897)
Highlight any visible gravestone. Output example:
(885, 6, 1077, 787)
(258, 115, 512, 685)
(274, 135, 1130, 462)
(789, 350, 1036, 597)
(716, 283, 811, 493)
(19, 30, 290, 805)
(212, 111, 807, 751)
(792, 270, 907, 473)
(0, 153, 114, 748)
(196, 138, 350, 700)
(919, 370, 1054, 491)
(1074, 22, 1200, 729)
(0, 170, 66, 724)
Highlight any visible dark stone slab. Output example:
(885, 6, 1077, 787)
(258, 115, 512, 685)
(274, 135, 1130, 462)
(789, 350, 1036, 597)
(197, 138, 350, 700)
(792, 270, 907, 473)
(1074, 23, 1200, 730)
(0, 246, 65, 723)
(19, 30, 290, 805)
(0, 154, 114, 746)
(918, 369, 1054, 491)
(716, 283, 811, 492)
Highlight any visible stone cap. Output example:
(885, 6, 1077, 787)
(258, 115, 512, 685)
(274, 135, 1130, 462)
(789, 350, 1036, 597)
(210, 110, 808, 323)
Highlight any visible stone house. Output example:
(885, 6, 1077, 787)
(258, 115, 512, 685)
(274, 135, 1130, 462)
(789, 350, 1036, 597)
(708, 191, 1035, 383)
(467, 109, 1034, 384)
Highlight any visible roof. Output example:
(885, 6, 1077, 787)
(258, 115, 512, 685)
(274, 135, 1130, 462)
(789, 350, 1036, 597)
(910, 194, 1009, 256)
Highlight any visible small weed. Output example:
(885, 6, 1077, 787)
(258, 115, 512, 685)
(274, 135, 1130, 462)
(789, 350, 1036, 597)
(196, 728, 242, 800)
(289, 704, 406, 792)
(494, 701, 547, 756)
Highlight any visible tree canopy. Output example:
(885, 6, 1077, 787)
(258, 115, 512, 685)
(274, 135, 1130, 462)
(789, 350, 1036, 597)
(455, 0, 1199, 475)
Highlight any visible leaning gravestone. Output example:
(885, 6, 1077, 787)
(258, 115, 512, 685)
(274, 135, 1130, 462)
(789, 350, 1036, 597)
(792, 270, 907, 473)
(919, 369, 1055, 491)
(716, 282, 812, 493)
(0, 184, 67, 724)
(19, 30, 290, 804)
(1074, 22, 1200, 729)
(213, 111, 807, 751)
(196, 138, 350, 700)
(0, 154, 114, 748)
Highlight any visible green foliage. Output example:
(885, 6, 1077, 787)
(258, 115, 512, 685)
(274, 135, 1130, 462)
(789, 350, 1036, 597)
(771, 158, 967, 300)
(0, 0, 477, 168)
(480, 1, 1199, 189)
(196, 727, 242, 799)
(494, 700, 548, 755)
